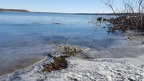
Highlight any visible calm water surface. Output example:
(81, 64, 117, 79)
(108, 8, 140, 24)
(0, 12, 143, 76)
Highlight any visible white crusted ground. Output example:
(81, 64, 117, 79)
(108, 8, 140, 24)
(0, 55, 143, 81)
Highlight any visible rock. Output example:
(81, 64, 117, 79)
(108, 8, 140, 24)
(97, 17, 106, 21)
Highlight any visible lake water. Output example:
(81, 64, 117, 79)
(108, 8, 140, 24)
(0, 12, 144, 76)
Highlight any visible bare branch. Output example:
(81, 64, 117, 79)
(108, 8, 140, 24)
(101, 0, 116, 13)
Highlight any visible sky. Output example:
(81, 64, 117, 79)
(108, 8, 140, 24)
(0, 0, 121, 13)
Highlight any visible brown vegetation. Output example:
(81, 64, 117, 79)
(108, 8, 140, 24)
(100, 0, 144, 32)
(107, 15, 144, 32)
(41, 55, 68, 72)
(41, 46, 82, 72)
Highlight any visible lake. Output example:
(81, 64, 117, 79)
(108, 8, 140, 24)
(0, 12, 144, 76)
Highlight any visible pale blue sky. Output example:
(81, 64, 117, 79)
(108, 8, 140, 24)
(0, 0, 121, 13)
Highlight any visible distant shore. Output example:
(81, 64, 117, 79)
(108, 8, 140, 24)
(1, 8, 143, 16)
(0, 8, 29, 12)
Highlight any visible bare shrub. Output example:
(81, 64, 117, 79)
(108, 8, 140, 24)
(101, 0, 144, 32)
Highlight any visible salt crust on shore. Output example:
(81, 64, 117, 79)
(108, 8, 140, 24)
(0, 55, 144, 81)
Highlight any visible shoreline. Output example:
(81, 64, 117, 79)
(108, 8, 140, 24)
(0, 52, 144, 81)
(0, 56, 47, 78)
(0, 56, 45, 76)
(118, 54, 144, 66)
(1, 55, 144, 76)
(0, 42, 144, 80)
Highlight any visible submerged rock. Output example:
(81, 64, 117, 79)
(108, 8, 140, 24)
(52, 22, 62, 25)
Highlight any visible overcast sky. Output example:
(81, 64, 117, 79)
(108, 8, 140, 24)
(0, 0, 122, 13)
